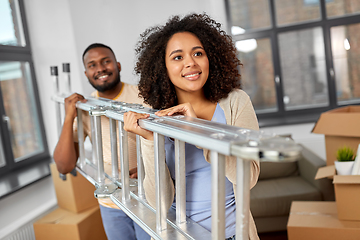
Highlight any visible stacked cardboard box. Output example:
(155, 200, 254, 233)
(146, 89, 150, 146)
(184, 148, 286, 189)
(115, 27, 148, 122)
(288, 107, 360, 239)
(33, 163, 106, 240)
(315, 165, 360, 221)
(312, 106, 360, 221)
(287, 201, 360, 240)
(312, 105, 360, 166)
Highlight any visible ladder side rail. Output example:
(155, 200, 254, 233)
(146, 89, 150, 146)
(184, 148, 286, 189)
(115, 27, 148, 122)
(174, 139, 186, 224)
(109, 118, 119, 182)
(236, 157, 250, 240)
(118, 120, 130, 202)
(211, 151, 226, 240)
(154, 132, 168, 232)
(92, 115, 105, 185)
(136, 134, 146, 199)
(77, 108, 86, 168)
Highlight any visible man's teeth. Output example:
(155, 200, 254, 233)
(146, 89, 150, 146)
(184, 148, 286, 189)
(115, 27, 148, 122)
(98, 75, 108, 79)
(185, 73, 199, 78)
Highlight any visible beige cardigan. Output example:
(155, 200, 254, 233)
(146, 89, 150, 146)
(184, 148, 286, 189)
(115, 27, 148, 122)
(140, 89, 260, 240)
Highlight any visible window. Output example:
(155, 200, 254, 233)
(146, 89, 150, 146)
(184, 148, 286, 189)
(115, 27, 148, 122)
(226, 0, 360, 126)
(0, 0, 50, 197)
(331, 23, 360, 104)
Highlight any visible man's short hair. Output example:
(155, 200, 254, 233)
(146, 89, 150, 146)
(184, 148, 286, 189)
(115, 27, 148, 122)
(82, 43, 115, 63)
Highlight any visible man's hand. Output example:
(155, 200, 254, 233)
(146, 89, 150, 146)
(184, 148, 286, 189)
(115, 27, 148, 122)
(129, 167, 138, 179)
(64, 93, 87, 122)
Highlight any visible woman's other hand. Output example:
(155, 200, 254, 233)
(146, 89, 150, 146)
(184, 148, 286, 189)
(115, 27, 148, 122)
(123, 111, 153, 140)
(155, 103, 197, 118)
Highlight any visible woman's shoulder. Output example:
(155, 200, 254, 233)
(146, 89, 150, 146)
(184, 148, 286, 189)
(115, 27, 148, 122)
(220, 88, 251, 104)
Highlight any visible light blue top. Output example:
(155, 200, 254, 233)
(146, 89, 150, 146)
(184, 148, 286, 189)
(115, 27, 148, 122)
(165, 103, 236, 238)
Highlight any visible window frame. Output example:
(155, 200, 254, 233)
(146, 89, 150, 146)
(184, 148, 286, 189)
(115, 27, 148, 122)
(0, 0, 50, 195)
(225, 0, 360, 127)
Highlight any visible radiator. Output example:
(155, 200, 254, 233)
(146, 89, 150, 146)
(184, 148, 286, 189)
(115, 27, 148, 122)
(2, 223, 35, 240)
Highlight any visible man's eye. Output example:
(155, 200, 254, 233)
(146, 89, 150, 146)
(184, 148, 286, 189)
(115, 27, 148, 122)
(89, 64, 95, 68)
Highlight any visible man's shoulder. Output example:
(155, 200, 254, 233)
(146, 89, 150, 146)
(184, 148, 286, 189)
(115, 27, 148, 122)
(122, 82, 139, 92)
(90, 91, 97, 97)
(116, 82, 143, 104)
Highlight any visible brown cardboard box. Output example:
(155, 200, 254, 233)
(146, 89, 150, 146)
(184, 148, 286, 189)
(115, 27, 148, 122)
(33, 205, 107, 240)
(315, 165, 360, 221)
(287, 201, 360, 240)
(312, 106, 360, 166)
(50, 163, 98, 213)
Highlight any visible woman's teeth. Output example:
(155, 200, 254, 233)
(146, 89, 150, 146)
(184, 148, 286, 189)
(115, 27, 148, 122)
(185, 73, 199, 78)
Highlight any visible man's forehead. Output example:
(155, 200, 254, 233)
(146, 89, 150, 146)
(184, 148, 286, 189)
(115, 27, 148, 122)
(84, 47, 115, 63)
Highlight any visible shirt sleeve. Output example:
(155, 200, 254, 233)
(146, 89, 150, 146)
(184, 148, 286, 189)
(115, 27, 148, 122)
(140, 137, 175, 210)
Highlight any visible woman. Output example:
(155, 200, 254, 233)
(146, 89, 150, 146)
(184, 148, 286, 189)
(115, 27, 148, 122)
(124, 13, 260, 240)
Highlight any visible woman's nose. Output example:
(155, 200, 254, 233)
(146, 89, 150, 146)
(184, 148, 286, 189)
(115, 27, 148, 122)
(185, 56, 196, 68)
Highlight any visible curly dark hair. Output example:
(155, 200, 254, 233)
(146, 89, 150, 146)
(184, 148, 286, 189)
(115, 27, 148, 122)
(135, 13, 241, 109)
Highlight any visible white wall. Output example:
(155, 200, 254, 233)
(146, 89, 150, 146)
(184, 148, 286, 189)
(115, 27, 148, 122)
(0, 0, 325, 237)
(27, 0, 227, 154)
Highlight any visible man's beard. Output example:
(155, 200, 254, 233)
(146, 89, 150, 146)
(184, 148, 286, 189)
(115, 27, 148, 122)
(89, 74, 121, 93)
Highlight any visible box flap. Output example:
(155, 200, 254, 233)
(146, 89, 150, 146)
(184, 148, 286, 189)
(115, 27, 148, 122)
(35, 208, 67, 224)
(315, 165, 335, 180)
(290, 201, 337, 215)
(35, 206, 98, 225)
(333, 175, 360, 184)
(312, 106, 360, 137)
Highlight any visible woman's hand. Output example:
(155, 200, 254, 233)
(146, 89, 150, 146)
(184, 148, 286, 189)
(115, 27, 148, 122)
(123, 111, 153, 140)
(155, 103, 197, 118)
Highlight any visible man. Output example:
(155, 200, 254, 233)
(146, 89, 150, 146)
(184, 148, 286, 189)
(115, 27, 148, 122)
(53, 43, 150, 240)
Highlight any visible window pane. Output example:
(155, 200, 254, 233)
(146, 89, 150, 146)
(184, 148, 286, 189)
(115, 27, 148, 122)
(331, 23, 360, 104)
(228, 0, 271, 34)
(0, 62, 44, 161)
(275, 0, 321, 26)
(236, 38, 277, 113)
(0, 136, 5, 167)
(0, 0, 26, 46)
(326, 0, 360, 18)
(279, 27, 329, 110)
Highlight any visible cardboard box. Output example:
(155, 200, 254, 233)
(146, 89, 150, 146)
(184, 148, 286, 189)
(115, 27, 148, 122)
(315, 165, 360, 221)
(287, 201, 360, 240)
(50, 163, 98, 213)
(33, 205, 107, 240)
(312, 106, 360, 166)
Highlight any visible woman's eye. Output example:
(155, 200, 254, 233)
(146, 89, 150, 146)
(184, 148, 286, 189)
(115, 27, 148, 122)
(194, 52, 203, 57)
(174, 56, 182, 60)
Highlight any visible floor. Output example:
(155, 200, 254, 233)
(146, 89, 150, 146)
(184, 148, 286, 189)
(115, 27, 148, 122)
(258, 231, 288, 240)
